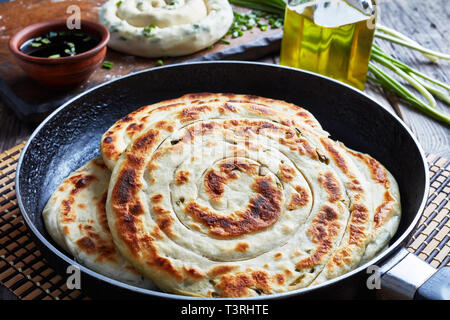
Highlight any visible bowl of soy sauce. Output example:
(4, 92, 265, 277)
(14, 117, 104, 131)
(9, 19, 109, 88)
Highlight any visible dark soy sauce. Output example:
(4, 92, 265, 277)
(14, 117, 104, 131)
(20, 31, 100, 58)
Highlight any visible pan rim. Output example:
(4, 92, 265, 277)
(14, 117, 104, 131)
(15, 60, 430, 300)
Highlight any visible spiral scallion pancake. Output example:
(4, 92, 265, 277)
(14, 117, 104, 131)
(104, 94, 401, 297)
(42, 158, 155, 288)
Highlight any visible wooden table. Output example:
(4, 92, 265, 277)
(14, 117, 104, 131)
(0, 0, 449, 300)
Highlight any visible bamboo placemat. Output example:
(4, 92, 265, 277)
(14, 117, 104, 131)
(0, 142, 448, 300)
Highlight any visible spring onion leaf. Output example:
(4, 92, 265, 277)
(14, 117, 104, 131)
(371, 52, 437, 108)
(369, 63, 450, 125)
(375, 32, 450, 61)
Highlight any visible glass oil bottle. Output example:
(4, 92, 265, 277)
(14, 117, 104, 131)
(280, 0, 376, 90)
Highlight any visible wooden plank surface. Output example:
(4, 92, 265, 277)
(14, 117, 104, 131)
(373, 0, 450, 157)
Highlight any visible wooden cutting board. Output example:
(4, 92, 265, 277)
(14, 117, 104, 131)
(0, 0, 282, 122)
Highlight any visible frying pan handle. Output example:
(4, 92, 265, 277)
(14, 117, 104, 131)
(378, 248, 449, 300)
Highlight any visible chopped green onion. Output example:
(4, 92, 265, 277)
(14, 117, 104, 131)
(30, 42, 41, 47)
(41, 38, 51, 44)
(143, 24, 156, 37)
(220, 38, 231, 45)
(102, 61, 114, 69)
(48, 54, 60, 59)
(156, 59, 164, 66)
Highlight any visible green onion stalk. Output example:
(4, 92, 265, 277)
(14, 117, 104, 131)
(228, 0, 450, 125)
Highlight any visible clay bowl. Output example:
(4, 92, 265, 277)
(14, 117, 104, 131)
(9, 19, 110, 88)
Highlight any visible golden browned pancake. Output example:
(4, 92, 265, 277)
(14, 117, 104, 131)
(42, 158, 156, 288)
(104, 94, 401, 297)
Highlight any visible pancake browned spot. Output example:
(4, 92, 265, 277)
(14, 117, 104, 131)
(204, 170, 226, 199)
(153, 206, 175, 237)
(68, 174, 97, 195)
(318, 172, 342, 202)
(275, 273, 285, 285)
(175, 170, 190, 185)
(235, 242, 249, 252)
(185, 176, 283, 237)
(346, 149, 390, 187)
(76, 236, 96, 254)
(215, 273, 253, 297)
(96, 192, 110, 233)
(140, 235, 184, 281)
(374, 191, 395, 228)
(321, 139, 349, 174)
(183, 266, 204, 279)
(179, 105, 212, 122)
(287, 190, 309, 210)
(279, 164, 295, 182)
(151, 194, 163, 203)
(61, 198, 75, 223)
(208, 265, 236, 277)
(296, 206, 341, 269)
(348, 204, 369, 246)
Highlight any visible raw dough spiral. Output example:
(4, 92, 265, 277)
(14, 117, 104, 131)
(98, 0, 233, 57)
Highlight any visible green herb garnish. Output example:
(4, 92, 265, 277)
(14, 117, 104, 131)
(156, 59, 164, 66)
(30, 42, 42, 47)
(41, 38, 51, 44)
(143, 24, 156, 37)
(102, 61, 114, 69)
(48, 54, 60, 59)
(116, 0, 122, 7)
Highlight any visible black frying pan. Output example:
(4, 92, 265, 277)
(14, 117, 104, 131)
(15, 61, 446, 300)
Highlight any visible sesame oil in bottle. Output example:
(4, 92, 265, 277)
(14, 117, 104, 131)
(280, 0, 376, 90)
